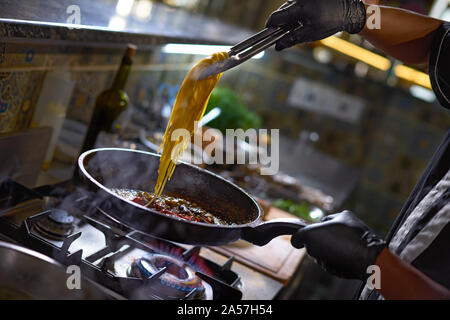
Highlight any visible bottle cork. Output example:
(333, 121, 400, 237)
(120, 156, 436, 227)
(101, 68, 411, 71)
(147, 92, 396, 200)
(124, 44, 137, 60)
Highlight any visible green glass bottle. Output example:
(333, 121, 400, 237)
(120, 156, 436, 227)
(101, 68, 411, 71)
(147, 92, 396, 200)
(80, 44, 137, 152)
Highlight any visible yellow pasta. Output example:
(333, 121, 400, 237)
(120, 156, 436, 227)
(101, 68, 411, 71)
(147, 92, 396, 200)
(152, 52, 228, 200)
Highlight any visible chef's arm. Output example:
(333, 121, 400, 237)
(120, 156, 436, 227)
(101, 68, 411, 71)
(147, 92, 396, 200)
(267, 0, 444, 65)
(291, 211, 450, 300)
(359, 3, 444, 65)
(374, 248, 450, 300)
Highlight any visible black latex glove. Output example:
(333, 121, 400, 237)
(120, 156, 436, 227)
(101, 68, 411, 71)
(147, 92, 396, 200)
(266, 0, 367, 50)
(291, 211, 386, 281)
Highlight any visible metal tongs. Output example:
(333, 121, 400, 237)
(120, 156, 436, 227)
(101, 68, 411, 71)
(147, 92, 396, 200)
(199, 24, 298, 80)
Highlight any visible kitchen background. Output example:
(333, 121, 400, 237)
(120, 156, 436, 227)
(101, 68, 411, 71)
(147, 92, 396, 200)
(1, 0, 449, 299)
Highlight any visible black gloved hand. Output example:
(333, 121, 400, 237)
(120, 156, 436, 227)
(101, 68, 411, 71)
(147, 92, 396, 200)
(291, 211, 386, 281)
(266, 0, 367, 50)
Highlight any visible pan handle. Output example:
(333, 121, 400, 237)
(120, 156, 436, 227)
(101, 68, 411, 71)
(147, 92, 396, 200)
(241, 218, 309, 246)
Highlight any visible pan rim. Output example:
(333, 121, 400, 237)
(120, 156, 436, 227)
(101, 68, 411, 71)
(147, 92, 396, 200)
(78, 147, 264, 229)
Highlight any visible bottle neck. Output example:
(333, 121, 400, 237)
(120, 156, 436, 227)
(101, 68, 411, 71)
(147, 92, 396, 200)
(111, 57, 132, 91)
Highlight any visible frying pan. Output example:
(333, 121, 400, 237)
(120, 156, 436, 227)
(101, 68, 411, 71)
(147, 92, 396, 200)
(78, 148, 307, 246)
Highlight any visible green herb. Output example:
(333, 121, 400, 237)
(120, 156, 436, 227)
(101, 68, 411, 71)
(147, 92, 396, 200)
(272, 198, 318, 221)
(205, 88, 263, 133)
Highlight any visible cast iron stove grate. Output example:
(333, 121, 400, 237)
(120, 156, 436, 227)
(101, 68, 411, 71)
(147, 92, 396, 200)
(0, 179, 242, 300)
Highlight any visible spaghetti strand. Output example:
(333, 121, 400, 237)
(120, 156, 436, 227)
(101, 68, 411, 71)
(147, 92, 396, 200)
(151, 52, 228, 201)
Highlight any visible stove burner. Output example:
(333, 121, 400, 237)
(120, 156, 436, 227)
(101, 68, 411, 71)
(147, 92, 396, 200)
(147, 240, 213, 277)
(128, 254, 206, 299)
(32, 209, 75, 240)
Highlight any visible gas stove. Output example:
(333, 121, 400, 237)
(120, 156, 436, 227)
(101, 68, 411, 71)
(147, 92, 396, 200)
(0, 179, 283, 300)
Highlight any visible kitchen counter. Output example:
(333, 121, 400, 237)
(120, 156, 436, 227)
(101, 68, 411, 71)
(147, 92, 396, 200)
(0, 0, 253, 47)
